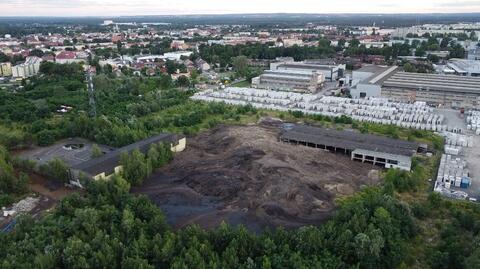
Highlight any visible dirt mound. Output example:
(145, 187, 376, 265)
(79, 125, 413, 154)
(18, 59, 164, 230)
(133, 124, 380, 231)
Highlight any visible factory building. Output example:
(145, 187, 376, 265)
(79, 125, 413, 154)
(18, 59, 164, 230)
(251, 69, 325, 93)
(71, 133, 186, 181)
(381, 72, 480, 108)
(468, 47, 480, 61)
(270, 60, 343, 81)
(280, 125, 419, 171)
(446, 59, 480, 77)
(350, 65, 398, 99)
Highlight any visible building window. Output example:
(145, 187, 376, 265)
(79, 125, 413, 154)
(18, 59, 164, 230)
(387, 160, 399, 165)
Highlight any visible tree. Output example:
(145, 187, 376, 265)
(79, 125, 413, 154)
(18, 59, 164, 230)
(36, 130, 56, 146)
(120, 149, 151, 185)
(415, 48, 426, 57)
(29, 49, 44, 58)
(176, 76, 190, 88)
(39, 158, 70, 183)
(470, 31, 478, 41)
(403, 63, 417, 73)
(349, 38, 360, 48)
(91, 144, 103, 158)
(232, 56, 249, 77)
(449, 44, 466, 59)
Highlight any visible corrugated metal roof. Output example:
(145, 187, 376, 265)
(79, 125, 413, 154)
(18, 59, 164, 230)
(72, 133, 183, 176)
(280, 125, 418, 157)
(382, 72, 480, 93)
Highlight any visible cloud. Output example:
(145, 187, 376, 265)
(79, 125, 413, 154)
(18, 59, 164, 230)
(1, 0, 480, 16)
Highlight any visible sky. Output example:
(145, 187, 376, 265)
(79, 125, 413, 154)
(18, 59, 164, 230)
(1, 0, 480, 16)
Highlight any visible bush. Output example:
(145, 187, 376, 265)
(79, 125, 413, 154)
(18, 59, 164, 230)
(39, 158, 70, 183)
(36, 130, 56, 146)
(289, 110, 304, 118)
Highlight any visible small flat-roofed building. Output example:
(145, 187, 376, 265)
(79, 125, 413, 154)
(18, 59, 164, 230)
(381, 71, 480, 108)
(251, 69, 325, 93)
(280, 125, 419, 171)
(71, 133, 186, 181)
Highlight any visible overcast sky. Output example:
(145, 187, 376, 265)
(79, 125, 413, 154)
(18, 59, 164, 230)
(1, 0, 480, 16)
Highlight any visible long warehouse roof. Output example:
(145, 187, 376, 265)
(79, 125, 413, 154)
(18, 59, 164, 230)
(382, 72, 480, 94)
(72, 133, 182, 177)
(277, 63, 338, 71)
(280, 125, 419, 157)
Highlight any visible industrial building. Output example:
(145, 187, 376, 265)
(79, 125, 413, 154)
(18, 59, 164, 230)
(347, 63, 480, 108)
(71, 133, 186, 181)
(12, 56, 42, 78)
(270, 60, 344, 82)
(381, 72, 480, 108)
(251, 69, 325, 93)
(349, 65, 398, 99)
(446, 59, 480, 77)
(468, 47, 480, 61)
(280, 125, 419, 171)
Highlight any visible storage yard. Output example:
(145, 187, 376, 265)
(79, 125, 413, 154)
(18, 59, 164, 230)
(193, 87, 453, 132)
(132, 123, 381, 231)
(433, 109, 480, 200)
(193, 88, 480, 201)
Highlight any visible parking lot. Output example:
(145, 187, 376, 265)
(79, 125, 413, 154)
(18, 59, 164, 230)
(16, 137, 115, 167)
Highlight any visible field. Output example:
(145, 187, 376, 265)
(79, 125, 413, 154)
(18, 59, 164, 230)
(133, 121, 381, 231)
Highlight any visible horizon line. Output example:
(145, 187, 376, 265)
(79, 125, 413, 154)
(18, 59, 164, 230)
(1, 12, 480, 18)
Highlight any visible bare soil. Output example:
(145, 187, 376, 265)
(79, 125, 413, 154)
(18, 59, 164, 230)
(133, 123, 380, 231)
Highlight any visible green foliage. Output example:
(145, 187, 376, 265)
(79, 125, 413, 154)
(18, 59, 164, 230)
(0, 173, 420, 268)
(0, 145, 29, 207)
(120, 143, 172, 186)
(175, 75, 190, 88)
(199, 43, 335, 67)
(36, 129, 57, 146)
(120, 149, 151, 185)
(232, 55, 249, 77)
(38, 158, 70, 183)
(0, 125, 32, 150)
(384, 163, 425, 193)
(91, 144, 103, 158)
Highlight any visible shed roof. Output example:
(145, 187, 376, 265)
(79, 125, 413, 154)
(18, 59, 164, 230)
(72, 133, 183, 177)
(280, 125, 418, 157)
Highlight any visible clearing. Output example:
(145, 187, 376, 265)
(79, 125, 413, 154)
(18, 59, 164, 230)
(133, 122, 380, 231)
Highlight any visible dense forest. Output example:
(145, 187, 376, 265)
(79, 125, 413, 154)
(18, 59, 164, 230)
(198, 39, 335, 66)
(1, 62, 480, 268)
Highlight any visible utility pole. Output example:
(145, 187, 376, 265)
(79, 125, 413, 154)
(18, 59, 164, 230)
(86, 70, 97, 118)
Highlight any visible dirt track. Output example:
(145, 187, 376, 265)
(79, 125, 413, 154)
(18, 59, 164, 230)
(133, 122, 380, 231)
